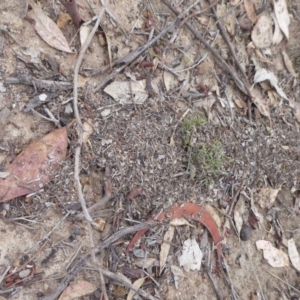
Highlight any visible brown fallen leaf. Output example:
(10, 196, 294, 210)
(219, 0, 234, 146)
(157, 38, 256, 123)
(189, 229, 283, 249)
(244, 0, 257, 24)
(57, 13, 72, 29)
(27, 1, 73, 53)
(58, 280, 97, 300)
(127, 277, 147, 300)
(126, 202, 222, 267)
(0, 127, 68, 202)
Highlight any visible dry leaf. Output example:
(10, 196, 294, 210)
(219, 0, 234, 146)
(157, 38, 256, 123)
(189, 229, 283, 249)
(80, 25, 92, 47)
(57, 13, 72, 29)
(127, 277, 147, 300)
(256, 187, 281, 209)
(254, 68, 288, 100)
(58, 280, 97, 300)
(171, 265, 187, 289)
(135, 258, 156, 268)
(273, 0, 290, 40)
(225, 14, 235, 36)
(249, 86, 270, 118)
(234, 98, 247, 109)
(160, 225, 175, 274)
(230, 0, 240, 5)
(163, 70, 177, 91)
(104, 81, 148, 104)
(82, 119, 93, 144)
(27, 2, 73, 53)
(282, 51, 298, 77)
(288, 238, 300, 272)
(244, 0, 257, 23)
(126, 202, 223, 267)
(179, 238, 203, 272)
(289, 100, 300, 123)
(256, 240, 289, 267)
(0, 128, 68, 202)
(234, 194, 246, 235)
(251, 15, 273, 49)
(170, 218, 195, 227)
(271, 13, 284, 45)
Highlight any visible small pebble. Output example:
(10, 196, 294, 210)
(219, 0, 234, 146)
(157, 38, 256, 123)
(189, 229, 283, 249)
(240, 224, 252, 241)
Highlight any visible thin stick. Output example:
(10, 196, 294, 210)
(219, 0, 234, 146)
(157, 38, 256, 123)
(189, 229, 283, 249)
(73, 2, 107, 228)
(265, 270, 300, 295)
(41, 222, 155, 300)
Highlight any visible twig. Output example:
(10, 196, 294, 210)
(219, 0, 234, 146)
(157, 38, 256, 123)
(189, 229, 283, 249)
(87, 221, 109, 300)
(265, 270, 300, 295)
(83, 267, 159, 300)
(41, 222, 155, 300)
(207, 0, 252, 121)
(75, 166, 112, 220)
(92, 0, 202, 92)
(4, 77, 72, 91)
(66, 243, 82, 270)
(72, 1, 107, 229)
(160, 0, 254, 101)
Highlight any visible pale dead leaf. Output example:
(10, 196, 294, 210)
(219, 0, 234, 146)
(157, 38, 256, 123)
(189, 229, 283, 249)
(135, 258, 156, 268)
(256, 240, 289, 267)
(80, 25, 92, 47)
(163, 70, 177, 91)
(171, 265, 187, 289)
(170, 265, 187, 277)
(225, 14, 235, 36)
(244, 0, 257, 23)
(271, 13, 284, 44)
(251, 15, 273, 49)
(273, 0, 290, 40)
(58, 280, 97, 300)
(230, 0, 240, 5)
(282, 51, 298, 77)
(82, 119, 93, 144)
(289, 100, 300, 123)
(27, 2, 73, 53)
(255, 49, 273, 64)
(57, 13, 72, 29)
(127, 277, 147, 300)
(249, 86, 270, 118)
(256, 187, 281, 209)
(170, 218, 195, 227)
(104, 80, 148, 104)
(234, 98, 247, 109)
(288, 238, 300, 272)
(160, 225, 175, 274)
(234, 194, 246, 234)
(254, 68, 288, 100)
(204, 204, 221, 228)
(179, 238, 203, 272)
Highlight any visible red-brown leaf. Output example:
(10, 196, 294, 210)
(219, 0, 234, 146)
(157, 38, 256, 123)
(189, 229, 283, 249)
(0, 127, 68, 202)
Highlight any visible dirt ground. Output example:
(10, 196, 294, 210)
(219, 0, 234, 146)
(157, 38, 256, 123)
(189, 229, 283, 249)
(1, 0, 300, 299)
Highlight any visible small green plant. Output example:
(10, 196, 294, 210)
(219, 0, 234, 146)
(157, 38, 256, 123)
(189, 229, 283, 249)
(181, 114, 229, 183)
(193, 141, 228, 177)
(182, 114, 207, 148)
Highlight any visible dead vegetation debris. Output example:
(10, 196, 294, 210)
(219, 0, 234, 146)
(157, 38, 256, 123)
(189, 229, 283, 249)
(1, 0, 300, 299)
